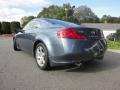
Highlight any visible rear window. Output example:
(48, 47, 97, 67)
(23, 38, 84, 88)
(43, 19, 80, 27)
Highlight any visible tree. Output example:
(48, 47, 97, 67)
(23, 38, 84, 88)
(101, 15, 108, 23)
(62, 16, 79, 24)
(101, 15, 120, 23)
(10, 21, 21, 33)
(115, 29, 120, 41)
(21, 16, 35, 28)
(1, 22, 11, 34)
(74, 6, 100, 23)
(63, 3, 75, 17)
(37, 4, 79, 24)
(37, 5, 65, 19)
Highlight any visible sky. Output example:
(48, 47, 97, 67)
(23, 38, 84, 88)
(0, 0, 120, 22)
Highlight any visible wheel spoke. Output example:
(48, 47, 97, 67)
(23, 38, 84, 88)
(36, 46, 46, 67)
(41, 52, 45, 56)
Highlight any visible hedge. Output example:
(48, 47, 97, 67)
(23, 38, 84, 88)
(0, 21, 21, 34)
(116, 29, 120, 41)
(108, 40, 120, 50)
(1, 22, 11, 34)
(10, 21, 21, 33)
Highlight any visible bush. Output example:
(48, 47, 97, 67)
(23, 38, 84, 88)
(62, 16, 79, 24)
(10, 21, 21, 33)
(1, 22, 11, 34)
(107, 41, 120, 50)
(115, 29, 120, 41)
(21, 16, 35, 28)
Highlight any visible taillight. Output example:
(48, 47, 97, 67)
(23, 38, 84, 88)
(57, 28, 87, 40)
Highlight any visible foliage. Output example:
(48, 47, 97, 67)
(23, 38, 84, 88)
(62, 16, 79, 24)
(73, 6, 100, 23)
(21, 16, 35, 28)
(1, 22, 11, 34)
(21, 4, 120, 24)
(101, 15, 120, 23)
(37, 4, 120, 23)
(38, 5, 65, 19)
(10, 21, 21, 33)
(107, 29, 120, 49)
(115, 29, 120, 41)
(37, 4, 78, 24)
(107, 40, 120, 50)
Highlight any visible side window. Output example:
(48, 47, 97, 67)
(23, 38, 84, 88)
(34, 20, 51, 29)
(36, 21, 47, 28)
(32, 21, 47, 29)
(23, 21, 34, 30)
(23, 20, 50, 30)
(23, 21, 40, 30)
(31, 21, 41, 29)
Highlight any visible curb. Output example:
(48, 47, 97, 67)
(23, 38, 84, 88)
(0, 34, 14, 38)
(108, 49, 120, 53)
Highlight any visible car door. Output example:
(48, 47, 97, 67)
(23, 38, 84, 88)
(15, 29, 25, 50)
(20, 21, 41, 54)
(17, 21, 34, 52)
(23, 30, 35, 53)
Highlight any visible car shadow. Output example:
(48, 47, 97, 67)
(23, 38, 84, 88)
(51, 51, 120, 73)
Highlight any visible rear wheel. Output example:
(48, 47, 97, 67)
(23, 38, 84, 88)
(81, 59, 95, 64)
(97, 55, 104, 60)
(35, 43, 50, 70)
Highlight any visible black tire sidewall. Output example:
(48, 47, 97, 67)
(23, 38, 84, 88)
(13, 39, 20, 51)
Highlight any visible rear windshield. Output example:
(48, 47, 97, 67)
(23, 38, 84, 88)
(43, 19, 80, 27)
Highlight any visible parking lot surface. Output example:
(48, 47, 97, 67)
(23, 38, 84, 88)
(0, 38, 120, 90)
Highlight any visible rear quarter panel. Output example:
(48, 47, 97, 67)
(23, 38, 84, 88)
(34, 28, 64, 57)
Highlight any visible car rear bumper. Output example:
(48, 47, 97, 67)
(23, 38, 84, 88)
(49, 48, 106, 66)
(49, 38, 107, 66)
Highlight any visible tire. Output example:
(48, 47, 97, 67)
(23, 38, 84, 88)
(97, 55, 104, 60)
(13, 39, 21, 51)
(35, 43, 50, 70)
(82, 59, 95, 64)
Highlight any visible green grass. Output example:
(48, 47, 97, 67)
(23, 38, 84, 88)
(107, 41, 120, 50)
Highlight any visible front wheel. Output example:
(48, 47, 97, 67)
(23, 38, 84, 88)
(13, 39, 21, 51)
(35, 43, 50, 70)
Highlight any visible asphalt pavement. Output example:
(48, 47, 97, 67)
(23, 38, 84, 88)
(0, 37, 120, 90)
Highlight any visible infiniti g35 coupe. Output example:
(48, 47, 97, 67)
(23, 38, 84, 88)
(13, 18, 107, 70)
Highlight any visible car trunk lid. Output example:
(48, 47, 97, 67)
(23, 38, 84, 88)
(76, 27, 103, 40)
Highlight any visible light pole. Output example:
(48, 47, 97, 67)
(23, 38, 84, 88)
(65, 8, 68, 18)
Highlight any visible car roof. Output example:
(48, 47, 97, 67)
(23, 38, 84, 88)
(32, 18, 81, 28)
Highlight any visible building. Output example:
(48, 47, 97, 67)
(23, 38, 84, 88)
(81, 23, 120, 38)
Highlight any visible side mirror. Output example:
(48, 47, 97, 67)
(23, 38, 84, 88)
(17, 29, 25, 33)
